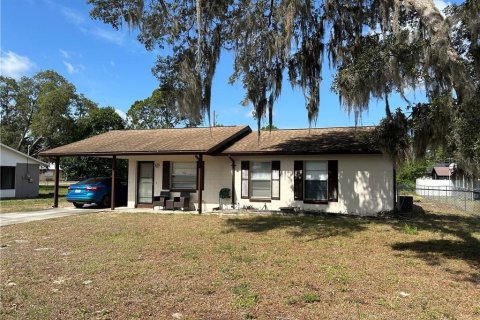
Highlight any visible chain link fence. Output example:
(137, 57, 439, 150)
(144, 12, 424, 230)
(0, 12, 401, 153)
(414, 185, 480, 213)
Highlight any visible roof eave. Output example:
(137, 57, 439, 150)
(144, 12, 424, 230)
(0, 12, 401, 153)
(39, 150, 210, 157)
(217, 150, 383, 156)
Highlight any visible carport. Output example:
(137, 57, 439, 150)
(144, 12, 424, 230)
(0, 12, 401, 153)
(39, 154, 121, 211)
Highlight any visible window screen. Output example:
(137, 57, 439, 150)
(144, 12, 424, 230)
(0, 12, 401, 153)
(171, 162, 196, 190)
(250, 162, 271, 199)
(304, 161, 328, 201)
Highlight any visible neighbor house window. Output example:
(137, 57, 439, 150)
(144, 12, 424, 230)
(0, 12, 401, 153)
(171, 162, 196, 190)
(304, 161, 328, 201)
(0, 166, 15, 190)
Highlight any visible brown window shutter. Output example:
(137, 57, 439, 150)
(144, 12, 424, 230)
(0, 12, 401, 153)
(162, 161, 170, 189)
(241, 161, 249, 199)
(271, 161, 280, 200)
(328, 160, 338, 202)
(196, 160, 205, 190)
(294, 160, 303, 200)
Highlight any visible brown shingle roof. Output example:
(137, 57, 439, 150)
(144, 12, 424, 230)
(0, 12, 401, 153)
(221, 126, 380, 155)
(40, 126, 251, 156)
(432, 167, 450, 177)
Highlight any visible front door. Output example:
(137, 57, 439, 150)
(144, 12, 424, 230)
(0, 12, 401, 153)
(137, 161, 154, 204)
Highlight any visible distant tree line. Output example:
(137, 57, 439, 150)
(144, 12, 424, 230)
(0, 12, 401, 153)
(0, 70, 196, 180)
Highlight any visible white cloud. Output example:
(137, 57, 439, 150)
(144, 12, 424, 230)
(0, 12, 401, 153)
(63, 61, 77, 74)
(0, 51, 35, 79)
(60, 6, 85, 25)
(53, 2, 125, 46)
(59, 49, 70, 59)
(63, 61, 84, 74)
(59, 49, 82, 59)
(86, 26, 125, 45)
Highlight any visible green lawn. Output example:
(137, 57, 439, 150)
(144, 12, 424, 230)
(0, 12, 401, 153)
(0, 186, 69, 214)
(1, 200, 479, 319)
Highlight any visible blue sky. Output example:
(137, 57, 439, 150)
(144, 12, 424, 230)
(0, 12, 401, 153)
(1, 0, 453, 129)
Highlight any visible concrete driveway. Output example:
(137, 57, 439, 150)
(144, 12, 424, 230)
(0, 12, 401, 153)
(0, 206, 105, 227)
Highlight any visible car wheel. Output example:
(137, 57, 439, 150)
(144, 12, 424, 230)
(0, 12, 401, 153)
(73, 202, 84, 208)
(101, 195, 111, 208)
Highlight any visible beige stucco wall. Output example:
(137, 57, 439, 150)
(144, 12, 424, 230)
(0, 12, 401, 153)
(124, 154, 394, 215)
(231, 154, 394, 215)
(124, 155, 232, 211)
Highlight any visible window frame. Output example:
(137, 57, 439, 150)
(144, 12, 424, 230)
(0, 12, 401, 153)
(137, 161, 154, 204)
(303, 160, 329, 203)
(249, 161, 272, 201)
(170, 161, 197, 192)
(0, 166, 15, 190)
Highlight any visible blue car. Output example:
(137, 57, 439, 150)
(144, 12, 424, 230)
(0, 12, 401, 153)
(67, 177, 127, 208)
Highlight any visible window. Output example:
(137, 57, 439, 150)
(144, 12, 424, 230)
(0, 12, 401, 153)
(1, 166, 15, 190)
(171, 162, 196, 190)
(241, 161, 281, 200)
(250, 162, 271, 199)
(294, 160, 338, 203)
(304, 161, 328, 201)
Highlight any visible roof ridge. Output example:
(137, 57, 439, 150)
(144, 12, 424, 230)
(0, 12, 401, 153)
(250, 125, 377, 132)
(108, 125, 249, 132)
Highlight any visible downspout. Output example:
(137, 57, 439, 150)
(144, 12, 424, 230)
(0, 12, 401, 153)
(195, 154, 204, 214)
(229, 156, 236, 206)
(393, 165, 397, 213)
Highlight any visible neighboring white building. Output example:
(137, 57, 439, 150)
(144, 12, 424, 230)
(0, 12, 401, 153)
(39, 163, 65, 181)
(0, 143, 48, 199)
(40, 126, 395, 215)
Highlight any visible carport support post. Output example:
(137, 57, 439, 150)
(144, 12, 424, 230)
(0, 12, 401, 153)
(53, 156, 60, 208)
(111, 155, 116, 210)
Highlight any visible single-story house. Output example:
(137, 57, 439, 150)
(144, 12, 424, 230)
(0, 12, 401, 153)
(0, 143, 48, 199)
(39, 163, 65, 181)
(431, 166, 452, 180)
(39, 125, 395, 215)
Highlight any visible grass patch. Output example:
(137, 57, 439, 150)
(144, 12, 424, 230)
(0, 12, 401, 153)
(0, 186, 69, 213)
(38, 185, 69, 197)
(231, 283, 260, 308)
(0, 200, 478, 319)
(302, 293, 320, 303)
(402, 223, 419, 235)
(319, 264, 352, 285)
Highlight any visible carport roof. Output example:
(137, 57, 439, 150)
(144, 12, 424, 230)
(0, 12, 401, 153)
(221, 126, 381, 155)
(39, 126, 251, 157)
